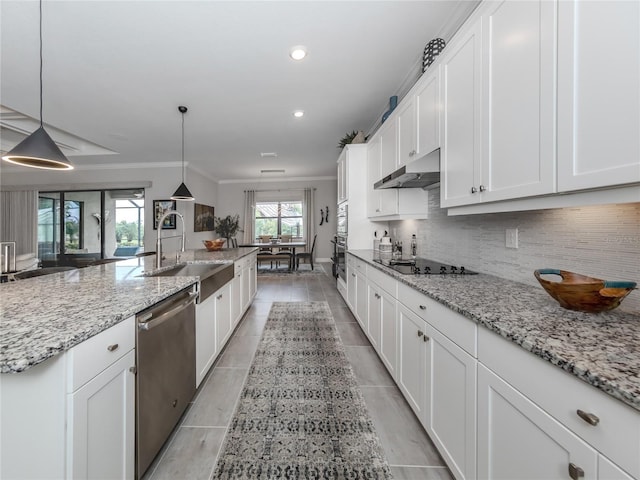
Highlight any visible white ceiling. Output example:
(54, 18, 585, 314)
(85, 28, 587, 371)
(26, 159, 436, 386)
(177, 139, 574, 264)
(1, 0, 477, 182)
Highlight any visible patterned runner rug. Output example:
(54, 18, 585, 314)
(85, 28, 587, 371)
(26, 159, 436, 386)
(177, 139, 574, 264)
(212, 301, 392, 479)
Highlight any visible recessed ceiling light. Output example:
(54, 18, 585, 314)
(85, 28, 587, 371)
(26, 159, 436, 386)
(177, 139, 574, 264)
(293, 110, 304, 118)
(289, 46, 307, 61)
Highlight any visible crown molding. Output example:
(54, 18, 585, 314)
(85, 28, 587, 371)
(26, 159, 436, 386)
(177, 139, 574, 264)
(218, 175, 336, 185)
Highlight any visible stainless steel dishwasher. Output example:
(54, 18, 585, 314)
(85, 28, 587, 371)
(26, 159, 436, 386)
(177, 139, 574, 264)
(136, 286, 197, 478)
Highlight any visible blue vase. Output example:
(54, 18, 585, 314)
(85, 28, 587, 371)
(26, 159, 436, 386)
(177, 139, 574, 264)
(381, 95, 399, 124)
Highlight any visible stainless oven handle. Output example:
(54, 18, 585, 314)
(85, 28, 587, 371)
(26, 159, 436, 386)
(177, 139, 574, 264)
(138, 292, 198, 331)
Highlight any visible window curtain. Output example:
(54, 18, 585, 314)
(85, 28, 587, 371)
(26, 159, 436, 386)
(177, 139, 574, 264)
(0, 190, 38, 255)
(303, 188, 315, 251)
(243, 190, 256, 243)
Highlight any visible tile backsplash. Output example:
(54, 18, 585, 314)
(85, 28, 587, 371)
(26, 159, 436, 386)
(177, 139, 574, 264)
(390, 191, 640, 314)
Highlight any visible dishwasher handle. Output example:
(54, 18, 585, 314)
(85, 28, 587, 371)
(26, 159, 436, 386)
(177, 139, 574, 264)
(138, 291, 197, 331)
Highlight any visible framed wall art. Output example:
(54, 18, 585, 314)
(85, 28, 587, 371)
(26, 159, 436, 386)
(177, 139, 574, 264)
(153, 200, 177, 229)
(194, 203, 215, 232)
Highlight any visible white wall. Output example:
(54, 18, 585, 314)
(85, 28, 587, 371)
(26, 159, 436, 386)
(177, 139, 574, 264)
(390, 189, 640, 314)
(0, 164, 217, 254)
(216, 178, 337, 261)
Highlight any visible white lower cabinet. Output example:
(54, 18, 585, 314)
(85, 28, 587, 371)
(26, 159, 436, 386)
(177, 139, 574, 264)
(1, 317, 136, 479)
(67, 350, 135, 479)
(398, 303, 428, 420)
(215, 282, 232, 352)
(195, 292, 217, 387)
(231, 266, 242, 326)
(478, 364, 598, 480)
(426, 324, 476, 480)
(344, 256, 637, 480)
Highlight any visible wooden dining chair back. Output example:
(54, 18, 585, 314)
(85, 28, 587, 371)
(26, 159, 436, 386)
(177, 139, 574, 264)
(296, 233, 317, 270)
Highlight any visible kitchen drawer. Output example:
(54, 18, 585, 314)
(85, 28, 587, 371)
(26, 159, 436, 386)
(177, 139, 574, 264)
(397, 282, 476, 356)
(354, 257, 367, 273)
(478, 327, 640, 479)
(67, 316, 135, 393)
(235, 257, 248, 274)
(367, 266, 397, 297)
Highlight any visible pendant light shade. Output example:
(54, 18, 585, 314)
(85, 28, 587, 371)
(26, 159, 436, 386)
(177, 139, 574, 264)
(171, 105, 194, 202)
(1, 0, 73, 171)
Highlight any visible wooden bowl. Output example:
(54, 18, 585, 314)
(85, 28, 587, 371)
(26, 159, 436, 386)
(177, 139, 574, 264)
(534, 269, 636, 313)
(203, 239, 225, 251)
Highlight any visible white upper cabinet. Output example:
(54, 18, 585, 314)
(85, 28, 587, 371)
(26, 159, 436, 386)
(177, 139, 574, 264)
(441, 19, 483, 207)
(337, 150, 348, 204)
(416, 66, 441, 160)
(397, 97, 417, 168)
(557, 0, 640, 191)
(479, 0, 556, 203)
(442, 0, 556, 208)
(380, 118, 398, 178)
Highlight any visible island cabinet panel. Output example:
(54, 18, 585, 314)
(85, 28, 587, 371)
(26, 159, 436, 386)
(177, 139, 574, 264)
(196, 292, 217, 387)
(67, 350, 135, 480)
(478, 364, 598, 480)
(1, 317, 136, 480)
(557, 0, 640, 192)
(215, 282, 232, 351)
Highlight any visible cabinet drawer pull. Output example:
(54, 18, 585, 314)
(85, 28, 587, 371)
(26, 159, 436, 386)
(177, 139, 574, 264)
(471, 186, 478, 194)
(107, 344, 119, 352)
(419, 305, 426, 310)
(417, 330, 424, 337)
(576, 410, 600, 426)
(479, 184, 486, 192)
(568, 463, 584, 480)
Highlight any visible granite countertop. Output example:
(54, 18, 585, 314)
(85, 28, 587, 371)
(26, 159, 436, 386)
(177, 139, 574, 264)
(348, 250, 640, 412)
(0, 248, 258, 374)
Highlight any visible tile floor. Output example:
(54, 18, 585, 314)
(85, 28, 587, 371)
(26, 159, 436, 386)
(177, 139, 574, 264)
(143, 264, 453, 480)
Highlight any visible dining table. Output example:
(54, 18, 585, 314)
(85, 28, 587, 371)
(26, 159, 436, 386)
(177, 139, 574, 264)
(238, 241, 307, 271)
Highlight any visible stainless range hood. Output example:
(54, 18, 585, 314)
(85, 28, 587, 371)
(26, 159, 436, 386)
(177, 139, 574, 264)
(374, 148, 440, 189)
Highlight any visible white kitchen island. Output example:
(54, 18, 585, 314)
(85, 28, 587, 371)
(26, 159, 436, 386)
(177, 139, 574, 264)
(0, 247, 257, 479)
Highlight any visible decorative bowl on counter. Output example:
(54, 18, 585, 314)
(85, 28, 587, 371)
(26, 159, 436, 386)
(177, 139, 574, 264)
(203, 239, 225, 251)
(534, 269, 637, 313)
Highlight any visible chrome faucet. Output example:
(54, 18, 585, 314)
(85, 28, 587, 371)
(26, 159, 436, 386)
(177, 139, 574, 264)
(155, 210, 186, 269)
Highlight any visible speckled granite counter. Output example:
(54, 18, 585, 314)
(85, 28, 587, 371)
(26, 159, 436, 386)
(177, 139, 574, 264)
(348, 250, 640, 411)
(0, 248, 257, 374)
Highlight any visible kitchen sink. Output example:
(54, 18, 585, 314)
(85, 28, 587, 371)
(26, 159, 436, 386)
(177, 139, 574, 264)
(147, 262, 234, 302)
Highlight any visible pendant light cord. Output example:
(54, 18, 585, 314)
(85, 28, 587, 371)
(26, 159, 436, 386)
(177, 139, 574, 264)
(181, 111, 185, 183)
(39, 0, 44, 128)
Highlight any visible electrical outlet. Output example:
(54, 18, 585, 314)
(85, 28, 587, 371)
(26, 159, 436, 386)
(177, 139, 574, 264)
(506, 228, 519, 249)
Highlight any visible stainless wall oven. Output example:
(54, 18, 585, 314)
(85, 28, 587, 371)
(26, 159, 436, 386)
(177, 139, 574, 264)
(336, 203, 348, 238)
(332, 235, 347, 284)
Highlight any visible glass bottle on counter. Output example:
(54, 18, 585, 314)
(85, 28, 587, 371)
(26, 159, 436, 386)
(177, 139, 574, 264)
(411, 234, 417, 258)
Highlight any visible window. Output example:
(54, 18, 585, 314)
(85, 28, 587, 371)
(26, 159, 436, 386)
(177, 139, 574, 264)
(37, 188, 145, 263)
(255, 201, 303, 238)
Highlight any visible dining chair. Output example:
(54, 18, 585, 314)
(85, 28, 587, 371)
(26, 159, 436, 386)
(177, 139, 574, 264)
(296, 233, 317, 270)
(274, 234, 293, 269)
(257, 235, 274, 267)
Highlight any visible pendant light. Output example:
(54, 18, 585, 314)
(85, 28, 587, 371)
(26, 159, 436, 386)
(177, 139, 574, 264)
(2, 0, 73, 170)
(170, 106, 195, 201)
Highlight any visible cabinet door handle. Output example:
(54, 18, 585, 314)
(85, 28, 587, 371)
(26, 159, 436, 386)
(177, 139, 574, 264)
(217, 294, 223, 300)
(576, 410, 600, 426)
(375, 208, 380, 212)
(351, 273, 356, 277)
(374, 293, 381, 299)
(471, 186, 478, 194)
(419, 305, 426, 310)
(479, 184, 486, 192)
(568, 463, 585, 480)
(417, 330, 424, 337)
(107, 344, 119, 352)
(423, 335, 430, 342)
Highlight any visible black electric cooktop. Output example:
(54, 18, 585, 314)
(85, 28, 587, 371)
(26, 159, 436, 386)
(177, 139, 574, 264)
(373, 257, 478, 275)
